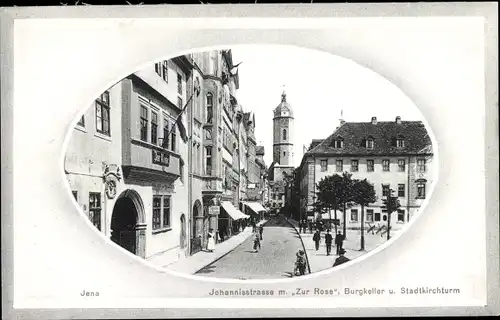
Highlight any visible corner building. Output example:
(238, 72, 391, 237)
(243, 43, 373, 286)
(65, 55, 192, 265)
(298, 116, 434, 230)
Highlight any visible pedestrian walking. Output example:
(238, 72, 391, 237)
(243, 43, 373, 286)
(294, 249, 307, 276)
(313, 229, 321, 251)
(252, 221, 257, 233)
(259, 225, 264, 240)
(325, 229, 333, 256)
(207, 228, 215, 252)
(335, 231, 345, 255)
(333, 248, 350, 267)
(253, 231, 261, 252)
(308, 221, 313, 234)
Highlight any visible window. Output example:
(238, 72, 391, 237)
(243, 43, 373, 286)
(163, 196, 171, 228)
(417, 159, 427, 172)
(417, 182, 426, 199)
(151, 111, 158, 145)
(152, 196, 162, 230)
(206, 93, 213, 123)
(366, 138, 374, 149)
(282, 129, 287, 141)
(72, 191, 78, 200)
(334, 138, 344, 148)
(162, 61, 168, 81)
(178, 97, 183, 109)
(162, 118, 170, 149)
(398, 209, 405, 222)
(171, 122, 176, 152)
(336, 159, 343, 172)
(382, 159, 390, 172)
(375, 212, 381, 221)
(77, 116, 85, 127)
(382, 184, 390, 197)
(350, 209, 358, 222)
(140, 105, 148, 142)
(283, 151, 286, 157)
(88, 192, 101, 231)
(206, 146, 212, 175)
(367, 159, 374, 172)
(366, 209, 374, 222)
(321, 160, 327, 172)
(398, 184, 405, 197)
(398, 159, 406, 172)
(396, 138, 405, 148)
(95, 91, 110, 136)
(155, 62, 161, 76)
(177, 73, 182, 95)
(351, 159, 359, 172)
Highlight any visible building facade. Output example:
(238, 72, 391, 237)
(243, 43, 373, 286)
(65, 55, 192, 266)
(298, 116, 434, 230)
(66, 49, 267, 267)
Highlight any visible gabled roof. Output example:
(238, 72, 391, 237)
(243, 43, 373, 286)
(307, 119, 433, 156)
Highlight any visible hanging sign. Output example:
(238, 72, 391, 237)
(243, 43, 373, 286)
(209, 206, 220, 216)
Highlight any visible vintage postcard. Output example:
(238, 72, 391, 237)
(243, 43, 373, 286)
(1, 2, 498, 319)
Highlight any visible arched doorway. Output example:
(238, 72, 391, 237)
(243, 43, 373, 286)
(111, 189, 146, 258)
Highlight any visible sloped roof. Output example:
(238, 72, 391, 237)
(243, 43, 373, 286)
(309, 139, 324, 151)
(256, 146, 265, 155)
(308, 120, 433, 156)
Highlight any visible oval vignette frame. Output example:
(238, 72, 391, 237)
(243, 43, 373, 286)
(60, 43, 440, 285)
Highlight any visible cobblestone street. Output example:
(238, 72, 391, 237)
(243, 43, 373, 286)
(195, 215, 305, 279)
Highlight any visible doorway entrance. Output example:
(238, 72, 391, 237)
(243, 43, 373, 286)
(190, 200, 204, 255)
(111, 189, 146, 258)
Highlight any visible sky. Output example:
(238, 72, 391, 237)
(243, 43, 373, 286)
(230, 44, 424, 168)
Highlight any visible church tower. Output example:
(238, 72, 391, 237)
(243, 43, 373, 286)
(273, 89, 294, 167)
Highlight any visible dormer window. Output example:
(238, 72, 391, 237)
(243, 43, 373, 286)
(366, 137, 374, 149)
(333, 137, 344, 148)
(396, 135, 405, 148)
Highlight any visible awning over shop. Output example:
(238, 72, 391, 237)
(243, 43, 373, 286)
(244, 202, 267, 214)
(221, 201, 248, 220)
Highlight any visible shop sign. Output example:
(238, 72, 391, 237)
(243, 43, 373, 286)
(209, 206, 220, 216)
(152, 149, 170, 167)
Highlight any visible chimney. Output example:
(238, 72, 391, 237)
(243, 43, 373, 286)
(371, 116, 377, 125)
(395, 116, 402, 124)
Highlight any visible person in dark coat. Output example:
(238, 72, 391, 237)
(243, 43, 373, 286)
(219, 228, 224, 242)
(253, 231, 261, 252)
(324, 229, 333, 256)
(259, 225, 264, 240)
(313, 229, 321, 251)
(308, 222, 313, 234)
(252, 221, 256, 233)
(335, 231, 345, 255)
(333, 248, 350, 267)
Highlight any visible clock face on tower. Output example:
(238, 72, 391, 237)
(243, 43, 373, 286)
(281, 119, 287, 126)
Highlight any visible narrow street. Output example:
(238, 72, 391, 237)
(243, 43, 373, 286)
(195, 215, 305, 280)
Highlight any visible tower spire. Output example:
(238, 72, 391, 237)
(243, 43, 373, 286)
(281, 84, 286, 102)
